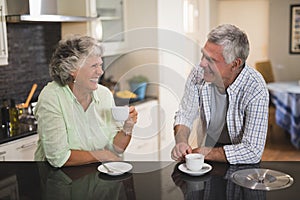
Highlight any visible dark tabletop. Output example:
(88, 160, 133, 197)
(0, 161, 299, 200)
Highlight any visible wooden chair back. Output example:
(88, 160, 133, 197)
(255, 60, 276, 141)
(255, 60, 275, 83)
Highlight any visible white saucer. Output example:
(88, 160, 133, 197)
(178, 163, 212, 176)
(98, 162, 133, 176)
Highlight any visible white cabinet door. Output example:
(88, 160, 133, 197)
(0, 0, 8, 65)
(61, 0, 127, 56)
(123, 100, 159, 161)
(93, 0, 127, 56)
(0, 134, 38, 161)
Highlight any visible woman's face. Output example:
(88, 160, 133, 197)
(72, 55, 103, 92)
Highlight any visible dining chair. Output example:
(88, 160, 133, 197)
(255, 60, 275, 83)
(254, 60, 276, 144)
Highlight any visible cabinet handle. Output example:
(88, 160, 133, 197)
(16, 141, 37, 150)
(0, 151, 6, 161)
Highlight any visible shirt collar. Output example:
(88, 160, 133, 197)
(63, 84, 101, 104)
(92, 89, 101, 103)
(227, 64, 249, 93)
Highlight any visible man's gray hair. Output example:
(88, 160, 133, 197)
(208, 24, 249, 65)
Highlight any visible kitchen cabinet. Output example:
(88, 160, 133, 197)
(61, 0, 127, 56)
(103, 0, 196, 161)
(92, 0, 126, 56)
(123, 100, 160, 161)
(0, 134, 38, 161)
(0, 0, 8, 65)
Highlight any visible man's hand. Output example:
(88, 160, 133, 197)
(171, 142, 192, 161)
(171, 125, 191, 161)
(192, 146, 228, 162)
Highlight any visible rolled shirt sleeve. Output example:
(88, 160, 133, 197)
(223, 67, 269, 164)
(174, 66, 204, 130)
(34, 85, 72, 167)
(224, 87, 269, 164)
(34, 82, 118, 167)
(174, 65, 269, 164)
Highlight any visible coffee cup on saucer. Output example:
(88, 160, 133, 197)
(185, 153, 205, 171)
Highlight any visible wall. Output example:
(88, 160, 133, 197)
(103, 49, 159, 98)
(126, 0, 158, 29)
(216, 0, 300, 81)
(0, 23, 60, 104)
(103, 0, 160, 97)
(217, 0, 269, 67)
(269, 0, 300, 81)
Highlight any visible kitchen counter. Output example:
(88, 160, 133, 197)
(0, 161, 299, 199)
(115, 96, 158, 106)
(0, 97, 156, 145)
(0, 123, 37, 145)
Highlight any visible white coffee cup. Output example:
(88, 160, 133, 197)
(111, 106, 129, 121)
(185, 153, 205, 171)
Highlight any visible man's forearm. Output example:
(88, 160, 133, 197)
(197, 147, 228, 163)
(174, 125, 190, 144)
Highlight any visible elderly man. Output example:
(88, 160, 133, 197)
(171, 24, 269, 164)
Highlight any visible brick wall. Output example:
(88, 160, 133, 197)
(0, 22, 61, 104)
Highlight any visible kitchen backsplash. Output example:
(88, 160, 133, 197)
(0, 23, 61, 104)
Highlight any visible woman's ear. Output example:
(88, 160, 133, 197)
(69, 70, 78, 84)
(70, 70, 78, 78)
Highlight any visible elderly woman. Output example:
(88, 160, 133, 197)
(34, 35, 138, 167)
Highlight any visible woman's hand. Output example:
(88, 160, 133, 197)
(128, 106, 138, 123)
(112, 106, 138, 153)
(123, 106, 138, 134)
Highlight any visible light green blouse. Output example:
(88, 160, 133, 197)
(34, 81, 121, 167)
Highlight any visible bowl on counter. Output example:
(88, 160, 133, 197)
(114, 96, 139, 106)
(114, 90, 139, 106)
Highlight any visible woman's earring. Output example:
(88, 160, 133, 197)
(72, 75, 77, 83)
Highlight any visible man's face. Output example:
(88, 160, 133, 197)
(199, 41, 234, 88)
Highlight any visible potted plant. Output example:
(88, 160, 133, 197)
(127, 75, 149, 100)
